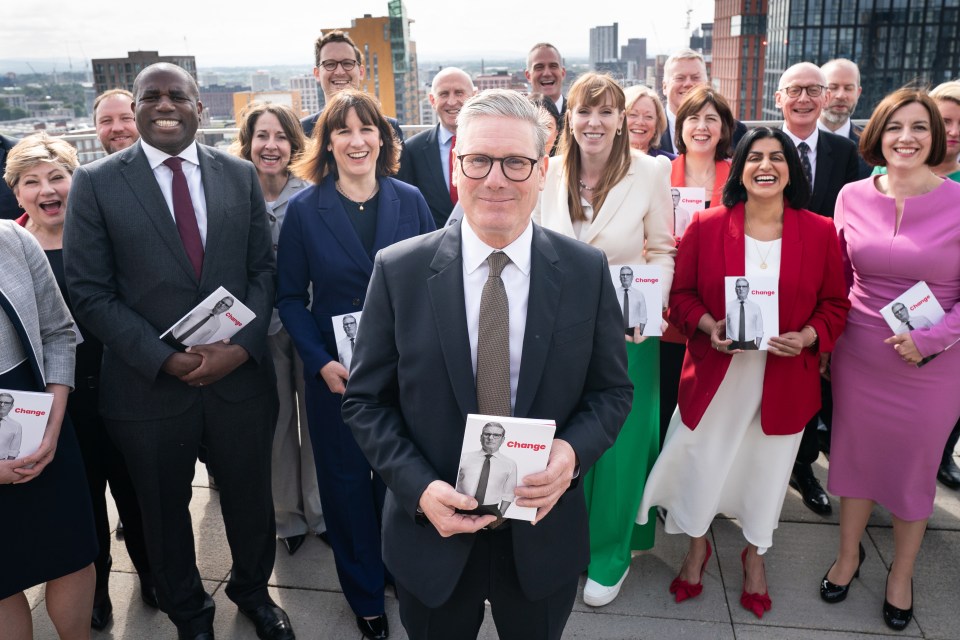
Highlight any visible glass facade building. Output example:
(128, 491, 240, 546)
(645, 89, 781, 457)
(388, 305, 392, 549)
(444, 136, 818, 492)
(763, 0, 960, 119)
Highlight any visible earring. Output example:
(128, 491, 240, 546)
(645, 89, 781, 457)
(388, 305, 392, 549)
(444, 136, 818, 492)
(616, 128, 622, 136)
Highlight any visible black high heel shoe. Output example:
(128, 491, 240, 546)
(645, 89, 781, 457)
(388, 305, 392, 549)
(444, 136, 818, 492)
(882, 571, 913, 631)
(820, 543, 865, 603)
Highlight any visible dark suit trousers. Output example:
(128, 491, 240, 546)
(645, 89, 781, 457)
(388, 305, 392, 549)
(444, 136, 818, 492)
(796, 376, 833, 466)
(305, 376, 387, 617)
(106, 389, 278, 634)
(69, 383, 150, 590)
(396, 528, 578, 640)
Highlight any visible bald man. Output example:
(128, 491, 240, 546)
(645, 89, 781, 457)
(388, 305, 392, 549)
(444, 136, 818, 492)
(396, 67, 477, 227)
(819, 58, 872, 178)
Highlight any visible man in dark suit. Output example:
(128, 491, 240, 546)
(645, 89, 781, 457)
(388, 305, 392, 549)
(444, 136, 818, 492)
(64, 63, 294, 640)
(301, 30, 403, 143)
(819, 58, 872, 178)
(660, 49, 748, 154)
(775, 61, 860, 517)
(396, 67, 476, 227)
(526, 43, 567, 116)
(1, 134, 22, 219)
(342, 89, 632, 639)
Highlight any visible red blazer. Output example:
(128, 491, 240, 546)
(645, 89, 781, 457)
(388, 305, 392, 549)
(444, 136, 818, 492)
(670, 155, 732, 206)
(668, 202, 850, 435)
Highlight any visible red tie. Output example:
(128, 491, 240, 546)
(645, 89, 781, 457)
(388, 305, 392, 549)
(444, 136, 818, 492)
(449, 134, 458, 205)
(163, 157, 204, 279)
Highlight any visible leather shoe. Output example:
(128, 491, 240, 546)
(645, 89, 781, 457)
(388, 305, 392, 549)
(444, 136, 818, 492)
(937, 457, 960, 489)
(882, 572, 913, 631)
(140, 575, 159, 609)
(91, 590, 112, 630)
(356, 614, 389, 640)
(820, 543, 865, 603)
(115, 518, 125, 540)
(239, 602, 295, 640)
(790, 464, 832, 515)
(281, 534, 306, 556)
(177, 631, 214, 640)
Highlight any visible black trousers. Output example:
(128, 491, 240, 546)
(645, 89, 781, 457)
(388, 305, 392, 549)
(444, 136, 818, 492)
(107, 390, 278, 635)
(396, 528, 578, 640)
(659, 341, 686, 447)
(69, 382, 150, 590)
(796, 376, 833, 466)
(943, 419, 960, 463)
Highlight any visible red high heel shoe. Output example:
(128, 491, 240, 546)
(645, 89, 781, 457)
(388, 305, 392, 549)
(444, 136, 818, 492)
(669, 539, 712, 603)
(740, 547, 772, 619)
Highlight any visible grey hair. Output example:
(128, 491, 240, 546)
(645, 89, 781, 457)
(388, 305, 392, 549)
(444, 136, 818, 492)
(455, 89, 548, 158)
(778, 62, 826, 90)
(664, 48, 707, 78)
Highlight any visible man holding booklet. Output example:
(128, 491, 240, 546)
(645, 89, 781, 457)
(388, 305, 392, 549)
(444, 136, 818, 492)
(342, 90, 632, 639)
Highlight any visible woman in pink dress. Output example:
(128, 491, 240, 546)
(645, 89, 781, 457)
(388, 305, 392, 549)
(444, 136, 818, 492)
(822, 89, 960, 632)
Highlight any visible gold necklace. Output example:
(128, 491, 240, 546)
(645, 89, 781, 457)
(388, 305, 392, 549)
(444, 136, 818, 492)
(745, 219, 780, 269)
(336, 180, 379, 211)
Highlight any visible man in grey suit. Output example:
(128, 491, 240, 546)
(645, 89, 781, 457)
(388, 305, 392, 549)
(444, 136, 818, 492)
(342, 89, 632, 639)
(396, 67, 476, 227)
(64, 63, 294, 640)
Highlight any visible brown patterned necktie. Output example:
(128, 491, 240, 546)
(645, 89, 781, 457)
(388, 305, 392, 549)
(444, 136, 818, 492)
(476, 251, 511, 416)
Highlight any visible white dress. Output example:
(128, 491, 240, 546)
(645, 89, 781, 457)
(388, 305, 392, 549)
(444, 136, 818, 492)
(637, 237, 802, 554)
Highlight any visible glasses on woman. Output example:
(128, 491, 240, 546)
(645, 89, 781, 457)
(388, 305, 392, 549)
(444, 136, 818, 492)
(780, 84, 826, 98)
(319, 59, 358, 72)
(457, 154, 538, 182)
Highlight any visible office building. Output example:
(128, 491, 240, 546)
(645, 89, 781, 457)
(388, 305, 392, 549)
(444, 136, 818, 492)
(621, 38, 648, 83)
(251, 71, 272, 92)
(232, 91, 302, 125)
(92, 51, 197, 94)
(289, 75, 320, 116)
(713, 0, 768, 120)
(590, 23, 620, 69)
(762, 0, 960, 119)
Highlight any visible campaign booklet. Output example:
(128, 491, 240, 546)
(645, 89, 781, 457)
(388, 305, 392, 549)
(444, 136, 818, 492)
(672, 186, 706, 238)
(880, 281, 949, 366)
(609, 264, 663, 337)
(725, 276, 779, 351)
(0, 389, 54, 460)
(331, 310, 363, 371)
(454, 414, 556, 522)
(160, 286, 256, 349)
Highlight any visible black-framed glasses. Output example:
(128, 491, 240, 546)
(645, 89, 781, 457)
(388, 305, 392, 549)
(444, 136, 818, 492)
(780, 84, 825, 98)
(457, 154, 538, 182)
(319, 59, 358, 72)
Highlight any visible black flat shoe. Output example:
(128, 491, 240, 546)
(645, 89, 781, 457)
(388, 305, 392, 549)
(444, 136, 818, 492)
(790, 464, 832, 515)
(820, 543, 865, 603)
(356, 614, 389, 640)
(239, 601, 295, 640)
(937, 457, 960, 489)
(882, 573, 913, 631)
(91, 590, 113, 630)
(281, 534, 306, 556)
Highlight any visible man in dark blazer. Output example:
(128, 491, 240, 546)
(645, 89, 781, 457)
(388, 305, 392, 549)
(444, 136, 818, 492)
(1, 134, 22, 219)
(396, 67, 476, 227)
(775, 61, 860, 517)
(301, 30, 403, 143)
(525, 43, 567, 116)
(64, 63, 294, 640)
(342, 90, 633, 639)
(660, 49, 748, 154)
(819, 58, 872, 179)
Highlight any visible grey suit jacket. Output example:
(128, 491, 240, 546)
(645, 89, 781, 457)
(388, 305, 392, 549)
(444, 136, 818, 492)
(64, 141, 275, 421)
(342, 222, 633, 607)
(395, 124, 454, 228)
(0, 221, 75, 387)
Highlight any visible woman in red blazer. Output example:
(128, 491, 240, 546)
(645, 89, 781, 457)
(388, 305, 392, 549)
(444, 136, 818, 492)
(638, 127, 849, 618)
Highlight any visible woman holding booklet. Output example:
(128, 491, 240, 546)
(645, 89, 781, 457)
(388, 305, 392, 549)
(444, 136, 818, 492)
(535, 72, 676, 607)
(822, 89, 960, 631)
(639, 127, 849, 618)
(276, 89, 434, 640)
(0, 137, 98, 637)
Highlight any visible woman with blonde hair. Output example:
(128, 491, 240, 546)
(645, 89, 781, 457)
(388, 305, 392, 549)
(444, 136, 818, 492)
(536, 72, 675, 607)
(623, 85, 675, 160)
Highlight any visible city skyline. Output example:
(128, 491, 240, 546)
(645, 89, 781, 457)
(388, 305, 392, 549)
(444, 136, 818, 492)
(2, 0, 716, 70)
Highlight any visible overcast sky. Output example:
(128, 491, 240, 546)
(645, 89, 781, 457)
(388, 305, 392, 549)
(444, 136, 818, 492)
(3, 0, 716, 69)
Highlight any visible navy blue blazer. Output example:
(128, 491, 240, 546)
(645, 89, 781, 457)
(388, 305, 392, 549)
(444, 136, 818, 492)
(276, 176, 435, 378)
(395, 124, 454, 228)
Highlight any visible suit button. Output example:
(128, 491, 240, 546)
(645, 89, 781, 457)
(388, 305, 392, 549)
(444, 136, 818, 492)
(269, 214, 277, 222)
(352, 298, 361, 307)
(273, 244, 279, 251)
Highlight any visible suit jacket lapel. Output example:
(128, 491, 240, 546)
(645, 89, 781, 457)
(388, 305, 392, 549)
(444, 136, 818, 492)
(581, 165, 633, 245)
(724, 204, 746, 310)
(811, 135, 834, 214)
(371, 178, 400, 257)
(197, 146, 224, 286)
(514, 225, 561, 418)
(423, 125, 450, 201)
(317, 177, 373, 272)
(119, 142, 198, 282)
(427, 225, 477, 417)
(778, 206, 802, 327)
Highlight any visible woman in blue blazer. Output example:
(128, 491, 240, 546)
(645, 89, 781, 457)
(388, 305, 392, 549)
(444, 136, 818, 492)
(277, 90, 435, 640)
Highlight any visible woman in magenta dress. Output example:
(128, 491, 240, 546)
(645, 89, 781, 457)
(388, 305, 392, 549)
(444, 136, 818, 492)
(822, 89, 960, 632)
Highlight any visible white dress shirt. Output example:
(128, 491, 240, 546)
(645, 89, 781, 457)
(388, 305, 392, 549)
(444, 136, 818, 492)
(140, 140, 209, 246)
(437, 125, 456, 192)
(782, 126, 820, 185)
(455, 449, 518, 505)
(461, 217, 532, 413)
(818, 118, 852, 139)
(666, 107, 677, 150)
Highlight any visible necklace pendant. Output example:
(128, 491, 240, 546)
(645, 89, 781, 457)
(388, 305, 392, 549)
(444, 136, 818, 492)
(359, 204, 364, 211)
(760, 262, 767, 269)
